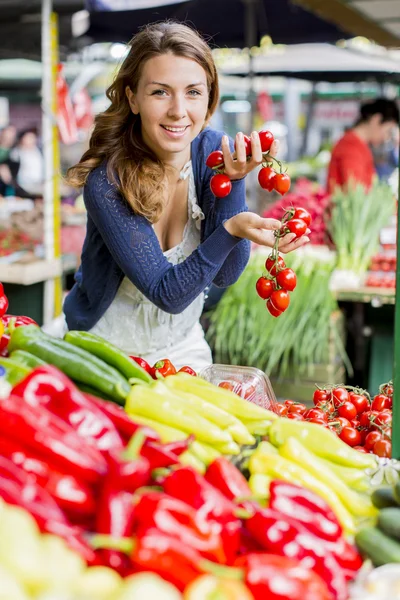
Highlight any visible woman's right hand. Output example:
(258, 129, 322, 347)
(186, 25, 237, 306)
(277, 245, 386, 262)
(224, 212, 310, 254)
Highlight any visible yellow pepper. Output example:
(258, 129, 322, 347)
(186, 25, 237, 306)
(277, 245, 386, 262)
(184, 575, 253, 600)
(255, 441, 279, 456)
(279, 437, 377, 518)
(179, 450, 206, 474)
(249, 451, 355, 534)
(318, 457, 370, 492)
(249, 473, 271, 502)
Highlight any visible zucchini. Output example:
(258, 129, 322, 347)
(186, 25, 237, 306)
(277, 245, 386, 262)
(378, 508, 400, 541)
(372, 486, 399, 509)
(355, 526, 400, 566)
(10, 350, 47, 369)
(64, 331, 152, 384)
(9, 325, 131, 404)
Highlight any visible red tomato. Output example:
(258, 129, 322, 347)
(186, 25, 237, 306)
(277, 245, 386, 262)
(235, 134, 252, 156)
(354, 446, 368, 453)
(365, 431, 382, 451)
(309, 418, 327, 426)
(286, 218, 307, 237)
(258, 167, 277, 191)
(304, 408, 327, 422)
(351, 420, 361, 429)
(265, 255, 286, 276)
(218, 381, 234, 391)
(376, 411, 392, 427)
(284, 399, 295, 407)
(360, 410, 379, 428)
(276, 268, 297, 292)
(338, 401, 357, 421)
(383, 383, 393, 398)
(348, 392, 369, 415)
(274, 173, 291, 196)
(153, 358, 177, 377)
(313, 389, 329, 405)
(243, 384, 256, 399)
(178, 366, 197, 376)
(206, 150, 224, 169)
(371, 394, 391, 411)
(339, 427, 361, 447)
(359, 429, 368, 445)
(373, 439, 392, 458)
(287, 413, 303, 420)
(316, 401, 335, 415)
(293, 207, 312, 227)
(276, 403, 288, 416)
(270, 289, 290, 312)
(332, 387, 350, 406)
(266, 300, 282, 317)
(210, 174, 232, 198)
(288, 403, 307, 415)
(335, 417, 351, 429)
(258, 130, 274, 153)
(255, 276, 273, 300)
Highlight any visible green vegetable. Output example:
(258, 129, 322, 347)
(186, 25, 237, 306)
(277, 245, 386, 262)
(378, 508, 400, 541)
(394, 479, 400, 505)
(9, 350, 46, 369)
(74, 382, 114, 401)
(0, 357, 31, 386)
(372, 487, 399, 509)
(64, 331, 152, 383)
(355, 526, 400, 566)
(9, 325, 130, 404)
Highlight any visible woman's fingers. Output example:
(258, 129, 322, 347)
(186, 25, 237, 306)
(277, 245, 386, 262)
(268, 139, 280, 160)
(248, 131, 263, 165)
(279, 235, 310, 254)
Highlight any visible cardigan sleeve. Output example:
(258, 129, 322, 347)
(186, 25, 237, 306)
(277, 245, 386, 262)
(83, 168, 242, 315)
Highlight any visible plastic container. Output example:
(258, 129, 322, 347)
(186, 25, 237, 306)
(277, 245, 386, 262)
(199, 363, 278, 413)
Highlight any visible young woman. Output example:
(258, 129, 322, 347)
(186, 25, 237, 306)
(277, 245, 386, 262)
(65, 21, 309, 370)
(327, 97, 399, 194)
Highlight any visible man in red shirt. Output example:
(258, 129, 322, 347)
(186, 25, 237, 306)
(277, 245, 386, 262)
(327, 98, 399, 194)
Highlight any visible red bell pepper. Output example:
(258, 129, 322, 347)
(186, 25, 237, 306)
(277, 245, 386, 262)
(153, 359, 176, 378)
(0, 436, 95, 518)
(129, 356, 154, 377)
(140, 436, 193, 470)
(236, 553, 334, 600)
(133, 491, 227, 563)
(163, 467, 244, 564)
(84, 392, 159, 443)
(0, 455, 97, 564)
(269, 480, 342, 542)
(0, 395, 108, 484)
(0, 284, 9, 318)
(12, 365, 124, 452)
(205, 457, 253, 503)
(178, 366, 197, 376)
(0, 314, 37, 356)
(245, 508, 347, 600)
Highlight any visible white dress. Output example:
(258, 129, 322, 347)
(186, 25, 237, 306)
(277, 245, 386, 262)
(89, 161, 213, 372)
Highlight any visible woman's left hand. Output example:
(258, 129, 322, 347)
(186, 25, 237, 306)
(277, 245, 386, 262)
(221, 132, 279, 181)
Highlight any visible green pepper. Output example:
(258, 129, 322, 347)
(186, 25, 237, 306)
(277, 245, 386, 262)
(269, 417, 377, 469)
(64, 330, 152, 384)
(279, 437, 377, 518)
(249, 450, 355, 534)
(152, 380, 255, 445)
(0, 357, 31, 386)
(9, 350, 46, 369)
(126, 384, 235, 448)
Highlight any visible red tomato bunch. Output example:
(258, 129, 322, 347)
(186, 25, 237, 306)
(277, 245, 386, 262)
(255, 207, 311, 317)
(130, 356, 197, 378)
(205, 130, 291, 198)
(276, 380, 393, 458)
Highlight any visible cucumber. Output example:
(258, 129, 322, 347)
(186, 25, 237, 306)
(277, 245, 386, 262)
(394, 480, 400, 505)
(355, 526, 400, 566)
(75, 382, 114, 402)
(372, 486, 399, 509)
(0, 357, 31, 385)
(378, 508, 400, 541)
(10, 350, 47, 369)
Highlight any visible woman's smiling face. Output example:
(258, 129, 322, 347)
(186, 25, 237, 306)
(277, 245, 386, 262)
(126, 53, 209, 163)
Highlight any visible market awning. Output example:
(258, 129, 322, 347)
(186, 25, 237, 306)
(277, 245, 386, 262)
(293, 0, 400, 47)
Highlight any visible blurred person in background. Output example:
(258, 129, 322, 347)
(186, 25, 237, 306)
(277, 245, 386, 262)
(326, 97, 399, 194)
(0, 124, 18, 197)
(9, 128, 44, 198)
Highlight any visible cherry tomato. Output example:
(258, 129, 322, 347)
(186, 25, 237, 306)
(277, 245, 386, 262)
(360, 410, 379, 428)
(276, 268, 297, 292)
(243, 384, 256, 399)
(258, 130, 274, 153)
(274, 173, 291, 196)
(206, 150, 224, 169)
(383, 383, 393, 398)
(371, 394, 391, 411)
(293, 207, 312, 227)
(359, 429, 368, 445)
(276, 403, 288, 416)
(288, 403, 307, 416)
(353, 446, 368, 453)
(375, 411, 392, 427)
(309, 418, 328, 426)
(304, 408, 327, 422)
(350, 419, 361, 429)
(235, 134, 252, 156)
(332, 387, 350, 406)
(284, 399, 295, 407)
(258, 166, 277, 191)
(265, 255, 286, 276)
(266, 299, 282, 317)
(364, 431, 382, 452)
(316, 401, 335, 415)
(218, 381, 234, 391)
(373, 439, 392, 458)
(313, 389, 329, 405)
(178, 366, 197, 376)
(255, 276, 273, 299)
(348, 392, 369, 415)
(338, 401, 357, 421)
(335, 417, 351, 430)
(210, 173, 232, 198)
(286, 218, 307, 237)
(287, 413, 303, 420)
(153, 358, 177, 377)
(270, 289, 290, 313)
(339, 427, 361, 447)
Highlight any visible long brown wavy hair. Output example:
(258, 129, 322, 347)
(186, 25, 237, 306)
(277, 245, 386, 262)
(66, 21, 220, 222)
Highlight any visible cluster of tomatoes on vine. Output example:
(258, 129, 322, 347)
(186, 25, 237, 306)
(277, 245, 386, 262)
(255, 206, 311, 317)
(206, 130, 290, 198)
(276, 381, 393, 458)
